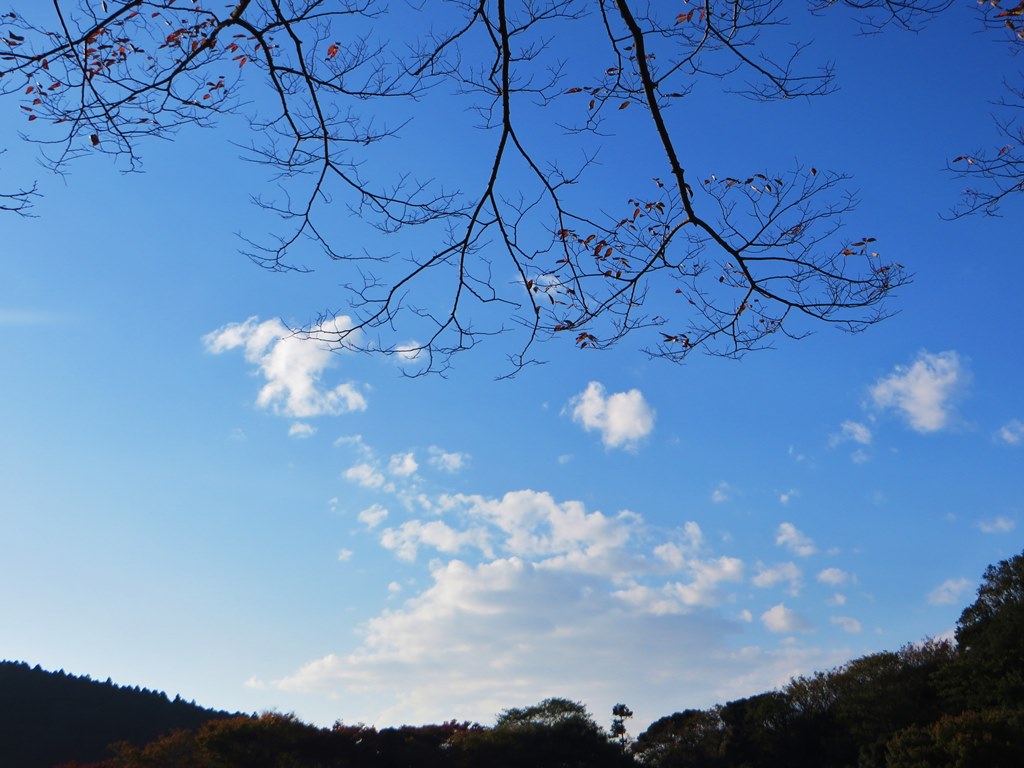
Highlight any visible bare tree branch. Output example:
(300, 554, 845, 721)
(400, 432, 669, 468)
(0, 0, 926, 373)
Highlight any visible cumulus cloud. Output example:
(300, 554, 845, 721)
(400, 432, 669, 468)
(752, 562, 803, 595)
(870, 351, 963, 433)
(569, 382, 655, 450)
(978, 516, 1015, 534)
(358, 503, 389, 529)
(437, 490, 642, 577)
(779, 489, 799, 506)
(274, 552, 834, 730)
(615, 556, 744, 614)
(273, 478, 865, 729)
(204, 316, 367, 418)
(761, 603, 813, 634)
(380, 520, 489, 562)
(997, 419, 1024, 445)
(776, 523, 816, 557)
(388, 452, 419, 477)
(817, 568, 851, 587)
(428, 447, 468, 473)
(830, 616, 862, 634)
(337, 548, 354, 562)
(277, 557, 735, 725)
(928, 578, 972, 606)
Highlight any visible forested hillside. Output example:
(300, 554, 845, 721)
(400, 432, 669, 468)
(6, 550, 1024, 768)
(0, 662, 234, 768)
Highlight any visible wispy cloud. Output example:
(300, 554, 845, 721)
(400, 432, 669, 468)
(978, 516, 1015, 534)
(289, 422, 316, 438)
(0, 308, 60, 326)
(711, 482, 731, 504)
(830, 615, 862, 634)
(569, 382, 655, 450)
(927, 577, 971, 606)
(817, 567, 851, 587)
(870, 351, 963, 433)
(761, 603, 813, 633)
(830, 420, 872, 447)
(779, 489, 799, 506)
(997, 419, 1024, 446)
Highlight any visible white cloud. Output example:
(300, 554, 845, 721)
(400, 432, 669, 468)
(711, 482, 731, 504)
(779, 489, 799, 506)
(273, 479, 864, 730)
(828, 593, 847, 606)
(615, 556, 744, 614)
(275, 553, 809, 730)
(289, 422, 316, 438)
(761, 603, 813, 634)
(428, 447, 468, 473)
(358, 503, 389, 529)
(204, 316, 367, 418)
(337, 548, 354, 562)
(870, 350, 963, 433)
(345, 463, 385, 489)
(776, 523, 816, 557)
(928, 578, 972, 606)
(752, 562, 803, 595)
(380, 520, 489, 562)
(569, 381, 655, 450)
(388, 452, 419, 477)
(830, 616, 862, 634)
(394, 341, 424, 364)
(817, 568, 851, 587)
(998, 419, 1024, 445)
(439, 490, 642, 577)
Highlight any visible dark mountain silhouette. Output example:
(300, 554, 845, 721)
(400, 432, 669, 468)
(0, 661, 235, 768)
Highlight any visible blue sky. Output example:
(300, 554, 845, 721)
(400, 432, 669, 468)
(1, 0, 1022, 735)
